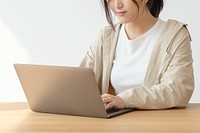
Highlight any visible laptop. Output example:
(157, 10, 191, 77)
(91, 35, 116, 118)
(14, 64, 134, 118)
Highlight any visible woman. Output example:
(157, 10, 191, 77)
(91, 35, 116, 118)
(80, 0, 194, 110)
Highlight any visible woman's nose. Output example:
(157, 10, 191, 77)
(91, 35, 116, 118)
(114, 0, 123, 9)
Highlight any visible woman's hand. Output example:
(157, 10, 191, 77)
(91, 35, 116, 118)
(101, 93, 125, 110)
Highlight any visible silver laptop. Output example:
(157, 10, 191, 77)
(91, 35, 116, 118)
(14, 64, 133, 118)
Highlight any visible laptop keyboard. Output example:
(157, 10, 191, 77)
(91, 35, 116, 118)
(106, 108, 121, 114)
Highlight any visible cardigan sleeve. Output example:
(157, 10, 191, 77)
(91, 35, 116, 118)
(117, 27, 194, 109)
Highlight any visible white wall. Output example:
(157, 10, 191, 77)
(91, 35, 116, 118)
(0, 0, 199, 102)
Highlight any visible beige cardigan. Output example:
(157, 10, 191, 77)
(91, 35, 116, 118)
(80, 19, 194, 109)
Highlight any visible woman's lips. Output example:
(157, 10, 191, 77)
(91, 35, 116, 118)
(116, 11, 127, 16)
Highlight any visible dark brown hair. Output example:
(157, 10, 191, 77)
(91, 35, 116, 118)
(101, 0, 164, 28)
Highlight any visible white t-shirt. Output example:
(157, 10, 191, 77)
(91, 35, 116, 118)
(111, 19, 166, 94)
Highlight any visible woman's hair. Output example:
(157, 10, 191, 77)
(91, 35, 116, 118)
(101, 0, 164, 28)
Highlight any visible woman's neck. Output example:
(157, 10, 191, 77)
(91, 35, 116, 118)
(124, 11, 157, 40)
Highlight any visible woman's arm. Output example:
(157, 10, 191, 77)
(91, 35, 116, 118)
(117, 33, 194, 109)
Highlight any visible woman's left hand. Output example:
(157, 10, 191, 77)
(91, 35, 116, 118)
(101, 93, 125, 110)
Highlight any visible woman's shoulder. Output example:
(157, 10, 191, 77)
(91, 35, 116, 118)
(161, 19, 191, 40)
(165, 19, 190, 33)
(165, 19, 188, 28)
(102, 23, 122, 33)
(98, 23, 122, 40)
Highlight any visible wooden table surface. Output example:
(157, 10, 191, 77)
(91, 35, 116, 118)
(0, 102, 200, 133)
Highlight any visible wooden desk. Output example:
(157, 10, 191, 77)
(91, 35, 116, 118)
(0, 103, 200, 133)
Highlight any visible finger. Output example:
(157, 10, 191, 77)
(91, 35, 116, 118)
(105, 97, 125, 110)
(105, 102, 116, 110)
(101, 94, 114, 103)
(102, 96, 112, 103)
(101, 93, 111, 98)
